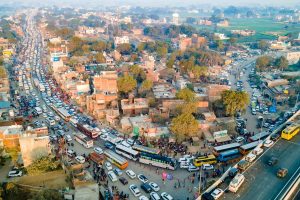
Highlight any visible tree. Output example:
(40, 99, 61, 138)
(176, 102, 197, 115)
(229, 37, 237, 46)
(129, 65, 146, 82)
(275, 56, 289, 71)
(29, 189, 63, 200)
(256, 56, 272, 71)
(91, 41, 106, 52)
(176, 88, 196, 102)
(221, 90, 250, 116)
(94, 52, 106, 63)
(139, 79, 153, 94)
(117, 75, 137, 94)
(26, 156, 61, 175)
(117, 43, 132, 55)
(216, 40, 224, 51)
(156, 45, 168, 58)
(170, 113, 199, 142)
(0, 66, 6, 78)
(81, 44, 90, 54)
(258, 40, 269, 51)
(190, 65, 208, 79)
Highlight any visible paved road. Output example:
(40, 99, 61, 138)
(222, 131, 300, 200)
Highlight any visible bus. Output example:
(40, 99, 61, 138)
(104, 150, 128, 170)
(212, 143, 241, 156)
(56, 108, 71, 122)
(74, 134, 93, 148)
(281, 123, 300, 140)
(229, 174, 245, 193)
(115, 144, 139, 161)
(77, 123, 99, 139)
(217, 149, 241, 163)
(132, 144, 160, 155)
(139, 152, 178, 170)
(239, 141, 260, 155)
(249, 131, 270, 142)
(193, 155, 217, 167)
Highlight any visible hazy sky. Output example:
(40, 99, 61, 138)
(1, 0, 300, 7)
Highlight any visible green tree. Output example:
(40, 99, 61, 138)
(256, 56, 272, 71)
(275, 56, 289, 71)
(190, 65, 208, 79)
(82, 44, 90, 54)
(176, 88, 196, 102)
(137, 42, 145, 53)
(117, 43, 132, 54)
(129, 65, 146, 82)
(170, 113, 199, 142)
(94, 52, 106, 63)
(26, 156, 61, 175)
(117, 75, 137, 94)
(29, 189, 63, 200)
(91, 41, 107, 52)
(157, 45, 168, 58)
(258, 40, 269, 51)
(176, 102, 197, 115)
(221, 90, 250, 116)
(139, 79, 153, 94)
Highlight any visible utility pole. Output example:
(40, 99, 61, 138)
(198, 166, 202, 200)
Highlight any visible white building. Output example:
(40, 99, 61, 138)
(114, 36, 129, 47)
(172, 13, 180, 25)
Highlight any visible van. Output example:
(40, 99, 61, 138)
(108, 171, 118, 182)
(229, 168, 238, 178)
(253, 147, 263, 156)
(229, 174, 245, 193)
(245, 153, 256, 163)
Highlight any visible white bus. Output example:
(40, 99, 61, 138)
(74, 134, 93, 148)
(229, 173, 245, 193)
(115, 144, 139, 161)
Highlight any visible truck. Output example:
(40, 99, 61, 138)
(77, 123, 99, 139)
(89, 152, 105, 166)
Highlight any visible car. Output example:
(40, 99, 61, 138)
(210, 188, 224, 199)
(253, 147, 263, 156)
(54, 116, 60, 121)
(141, 183, 152, 193)
(237, 160, 250, 171)
(202, 164, 214, 170)
(75, 156, 85, 164)
(149, 182, 160, 192)
(138, 174, 148, 183)
(104, 142, 114, 149)
(277, 168, 288, 178)
(49, 135, 57, 141)
(119, 177, 128, 185)
(235, 136, 245, 143)
(150, 192, 161, 200)
(113, 168, 123, 176)
(66, 149, 75, 157)
(264, 139, 274, 148)
(7, 170, 23, 178)
(57, 130, 65, 137)
(105, 161, 113, 170)
(139, 196, 149, 200)
(126, 169, 136, 179)
(271, 133, 280, 141)
(187, 164, 199, 172)
(229, 168, 238, 178)
(108, 171, 118, 182)
(129, 184, 141, 197)
(63, 126, 69, 132)
(268, 156, 278, 166)
(245, 153, 256, 163)
(93, 147, 103, 155)
(160, 192, 173, 200)
(42, 113, 47, 118)
(65, 134, 72, 142)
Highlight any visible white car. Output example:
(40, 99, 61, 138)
(129, 184, 141, 197)
(149, 182, 160, 192)
(235, 136, 245, 143)
(139, 196, 149, 200)
(150, 192, 161, 200)
(253, 147, 263, 156)
(42, 113, 47, 118)
(126, 169, 136, 179)
(160, 192, 173, 200)
(211, 188, 224, 199)
(245, 153, 256, 163)
(108, 171, 118, 182)
(100, 134, 108, 141)
(75, 156, 85, 164)
(187, 164, 199, 172)
(93, 147, 103, 155)
(8, 170, 23, 178)
(54, 116, 61, 121)
(105, 161, 112, 170)
(65, 135, 72, 142)
(264, 139, 274, 148)
(202, 164, 214, 170)
(66, 149, 75, 157)
(138, 174, 148, 183)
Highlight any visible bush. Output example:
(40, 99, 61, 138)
(26, 156, 61, 175)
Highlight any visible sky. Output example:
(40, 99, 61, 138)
(1, 0, 300, 8)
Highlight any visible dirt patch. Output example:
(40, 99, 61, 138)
(17, 170, 70, 189)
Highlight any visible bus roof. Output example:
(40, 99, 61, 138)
(58, 108, 71, 117)
(195, 154, 216, 160)
(283, 123, 299, 133)
(116, 144, 139, 156)
(140, 152, 175, 163)
(250, 131, 270, 141)
(240, 141, 260, 150)
(132, 144, 160, 154)
(104, 150, 127, 165)
(213, 143, 241, 152)
(219, 149, 240, 157)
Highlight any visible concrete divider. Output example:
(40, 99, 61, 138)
(281, 172, 300, 200)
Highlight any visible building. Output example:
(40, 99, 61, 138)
(0, 125, 23, 148)
(207, 84, 230, 102)
(121, 97, 149, 116)
(217, 20, 229, 27)
(114, 36, 129, 47)
(214, 33, 229, 40)
(231, 29, 255, 36)
(172, 13, 180, 25)
(285, 51, 300, 64)
(19, 131, 51, 167)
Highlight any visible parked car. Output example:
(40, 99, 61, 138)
(187, 164, 199, 172)
(253, 147, 263, 156)
(237, 160, 250, 171)
(108, 171, 118, 182)
(129, 184, 141, 197)
(93, 147, 103, 155)
(113, 168, 123, 176)
(104, 142, 114, 149)
(235, 136, 245, 143)
(141, 183, 152, 193)
(271, 133, 280, 141)
(138, 174, 149, 183)
(66, 149, 75, 157)
(210, 188, 224, 200)
(160, 192, 173, 200)
(264, 139, 274, 148)
(126, 169, 136, 179)
(119, 177, 128, 185)
(75, 156, 85, 164)
(150, 192, 161, 200)
(7, 170, 23, 178)
(105, 162, 113, 170)
(202, 164, 214, 170)
(245, 153, 256, 163)
(65, 134, 72, 142)
(139, 196, 149, 200)
(149, 182, 160, 192)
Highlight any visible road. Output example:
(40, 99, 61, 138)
(221, 129, 300, 200)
